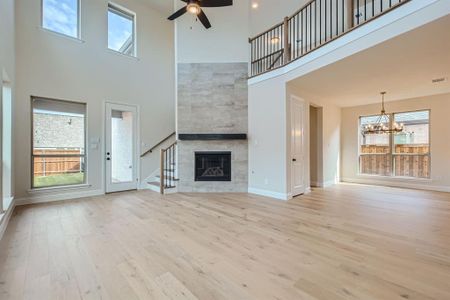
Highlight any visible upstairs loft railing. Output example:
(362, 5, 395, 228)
(249, 0, 410, 77)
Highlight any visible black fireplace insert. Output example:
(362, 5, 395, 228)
(195, 152, 231, 182)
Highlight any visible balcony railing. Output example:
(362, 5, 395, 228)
(249, 0, 410, 77)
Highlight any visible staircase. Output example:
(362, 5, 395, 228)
(140, 132, 179, 194)
(147, 142, 179, 194)
(146, 141, 178, 194)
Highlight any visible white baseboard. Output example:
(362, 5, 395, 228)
(0, 198, 16, 241)
(248, 187, 290, 201)
(15, 189, 105, 206)
(310, 180, 336, 188)
(341, 177, 450, 193)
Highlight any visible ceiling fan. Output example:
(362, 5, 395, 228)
(168, 0, 233, 29)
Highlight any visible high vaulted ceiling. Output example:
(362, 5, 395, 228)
(289, 15, 450, 107)
(143, 0, 173, 14)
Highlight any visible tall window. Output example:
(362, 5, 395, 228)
(32, 97, 87, 189)
(42, 0, 80, 38)
(2, 82, 13, 211)
(359, 110, 430, 179)
(108, 3, 136, 56)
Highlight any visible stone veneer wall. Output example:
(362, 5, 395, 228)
(177, 63, 248, 192)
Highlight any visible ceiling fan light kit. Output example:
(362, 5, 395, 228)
(187, 3, 201, 15)
(168, 0, 233, 29)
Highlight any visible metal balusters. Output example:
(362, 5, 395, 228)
(159, 141, 177, 194)
(248, 0, 410, 77)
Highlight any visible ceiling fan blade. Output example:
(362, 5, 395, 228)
(199, 0, 232, 7)
(197, 10, 212, 29)
(168, 6, 187, 20)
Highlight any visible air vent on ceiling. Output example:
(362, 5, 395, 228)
(432, 77, 448, 84)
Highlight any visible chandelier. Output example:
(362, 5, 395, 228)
(362, 92, 404, 135)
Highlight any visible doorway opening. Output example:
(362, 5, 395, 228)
(309, 105, 323, 188)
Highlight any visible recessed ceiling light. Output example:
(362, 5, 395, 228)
(252, 2, 259, 9)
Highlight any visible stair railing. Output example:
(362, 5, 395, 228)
(160, 141, 177, 194)
(249, 0, 410, 77)
(141, 132, 176, 158)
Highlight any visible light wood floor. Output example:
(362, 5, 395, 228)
(1, 184, 450, 300)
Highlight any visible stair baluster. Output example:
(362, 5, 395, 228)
(159, 141, 177, 194)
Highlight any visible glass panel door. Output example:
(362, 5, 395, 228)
(111, 110, 133, 183)
(105, 103, 137, 193)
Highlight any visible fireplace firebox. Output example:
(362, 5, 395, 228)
(195, 152, 231, 182)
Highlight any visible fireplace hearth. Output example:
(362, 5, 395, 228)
(195, 152, 231, 182)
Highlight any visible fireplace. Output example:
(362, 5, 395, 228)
(195, 152, 231, 182)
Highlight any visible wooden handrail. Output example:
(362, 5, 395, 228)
(249, 21, 284, 42)
(141, 132, 176, 158)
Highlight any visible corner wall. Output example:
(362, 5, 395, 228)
(248, 77, 288, 199)
(0, 0, 16, 229)
(341, 93, 450, 192)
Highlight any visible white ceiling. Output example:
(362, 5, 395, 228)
(143, 0, 174, 14)
(289, 15, 450, 107)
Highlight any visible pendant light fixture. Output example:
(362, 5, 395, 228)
(362, 92, 404, 135)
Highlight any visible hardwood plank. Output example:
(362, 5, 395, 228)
(1, 184, 450, 299)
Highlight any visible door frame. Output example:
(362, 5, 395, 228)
(104, 101, 140, 193)
(290, 95, 307, 197)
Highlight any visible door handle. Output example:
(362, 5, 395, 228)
(292, 158, 297, 162)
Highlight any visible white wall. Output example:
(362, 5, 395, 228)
(248, 77, 288, 198)
(341, 93, 450, 192)
(176, 0, 249, 63)
(0, 0, 15, 81)
(0, 0, 16, 206)
(14, 0, 175, 200)
(249, 0, 308, 37)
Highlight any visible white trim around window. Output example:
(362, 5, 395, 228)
(41, 0, 81, 40)
(358, 109, 431, 180)
(107, 2, 137, 57)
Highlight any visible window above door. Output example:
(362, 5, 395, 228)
(108, 3, 136, 57)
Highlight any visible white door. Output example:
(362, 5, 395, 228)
(291, 96, 306, 196)
(105, 103, 138, 193)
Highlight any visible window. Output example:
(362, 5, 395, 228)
(42, 0, 80, 38)
(359, 110, 430, 179)
(108, 3, 136, 56)
(2, 82, 13, 211)
(32, 97, 87, 189)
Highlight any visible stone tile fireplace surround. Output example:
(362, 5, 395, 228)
(177, 63, 248, 192)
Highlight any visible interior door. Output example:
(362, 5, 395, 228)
(105, 103, 138, 193)
(291, 96, 306, 196)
